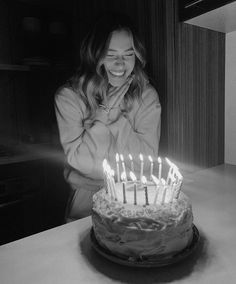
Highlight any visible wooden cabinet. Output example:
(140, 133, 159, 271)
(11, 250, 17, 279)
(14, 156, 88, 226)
(179, 0, 235, 21)
(0, 0, 73, 245)
(0, 160, 44, 245)
(0, 0, 73, 145)
(0, 156, 70, 245)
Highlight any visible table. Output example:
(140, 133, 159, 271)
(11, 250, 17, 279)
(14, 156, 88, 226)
(0, 164, 236, 284)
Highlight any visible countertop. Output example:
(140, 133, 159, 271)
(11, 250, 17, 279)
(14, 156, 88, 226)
(0, 164, 236, 284)
(0, 143, 65, 165)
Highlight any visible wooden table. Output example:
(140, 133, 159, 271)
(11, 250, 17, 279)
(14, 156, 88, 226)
(0, 164, 236, 284)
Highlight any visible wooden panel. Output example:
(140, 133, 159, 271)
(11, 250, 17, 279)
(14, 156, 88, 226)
(179, 0, 235, 22)
(164, 0, 225, 171)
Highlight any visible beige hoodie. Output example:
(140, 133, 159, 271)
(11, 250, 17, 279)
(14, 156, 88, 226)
(55, 83, 161, 220)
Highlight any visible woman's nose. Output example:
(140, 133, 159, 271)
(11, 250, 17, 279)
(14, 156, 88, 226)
(115, 56, 125, 66)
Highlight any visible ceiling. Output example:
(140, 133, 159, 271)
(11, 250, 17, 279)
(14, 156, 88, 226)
(185, 1, 236, 33)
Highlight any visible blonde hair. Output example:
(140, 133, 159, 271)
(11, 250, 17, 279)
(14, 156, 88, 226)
(69, 13, 148, 123)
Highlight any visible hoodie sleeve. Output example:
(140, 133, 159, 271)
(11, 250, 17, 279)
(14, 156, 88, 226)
(108, 85, 161, 169)
(54, 87, 111, 179)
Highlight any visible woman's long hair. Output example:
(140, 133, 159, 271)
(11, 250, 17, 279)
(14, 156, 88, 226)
(69, 12, 148, 122)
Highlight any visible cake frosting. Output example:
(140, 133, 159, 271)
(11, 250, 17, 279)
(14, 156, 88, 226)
(92, 180, 193, 261)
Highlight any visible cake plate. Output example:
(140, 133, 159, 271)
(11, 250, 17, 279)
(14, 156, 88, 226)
(90, 225, 200, 267)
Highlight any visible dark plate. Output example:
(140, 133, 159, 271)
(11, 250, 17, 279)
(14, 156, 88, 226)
(90, 225, 200, 267)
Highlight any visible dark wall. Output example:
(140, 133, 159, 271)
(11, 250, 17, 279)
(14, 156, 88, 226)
(164, 0, 225, 171)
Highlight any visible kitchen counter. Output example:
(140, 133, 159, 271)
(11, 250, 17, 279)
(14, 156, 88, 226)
(0, 143, 65, 165)
(0, 164, 236, 284)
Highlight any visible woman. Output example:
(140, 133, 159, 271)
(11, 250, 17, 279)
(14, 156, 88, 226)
(55, 12, 161, 221)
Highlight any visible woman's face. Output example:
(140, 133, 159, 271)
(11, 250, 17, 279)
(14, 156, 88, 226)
(103, 30, 135, 87)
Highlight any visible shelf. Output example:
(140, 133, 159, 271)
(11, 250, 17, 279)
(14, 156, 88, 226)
(0, 64, 30, 72)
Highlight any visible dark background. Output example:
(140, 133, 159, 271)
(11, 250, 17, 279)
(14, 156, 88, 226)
(0, 0, 225, 244)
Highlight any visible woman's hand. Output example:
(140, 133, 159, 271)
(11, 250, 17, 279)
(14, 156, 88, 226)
(95, 75, 134, 124)
(106, 75, 134, 109)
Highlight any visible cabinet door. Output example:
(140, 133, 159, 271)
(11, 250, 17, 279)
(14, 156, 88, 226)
(179, 0, 235, 21)
(0, 191, 43, 245)
(0, 161, 44, 245)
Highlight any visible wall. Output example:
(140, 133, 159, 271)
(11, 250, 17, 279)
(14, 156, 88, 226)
(164, 0, 225, 172)
(225, 31, 236, 165)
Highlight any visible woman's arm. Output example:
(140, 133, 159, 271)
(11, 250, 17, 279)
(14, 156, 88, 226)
(108, 85, 161, 170)
(54, 87, 111, 179)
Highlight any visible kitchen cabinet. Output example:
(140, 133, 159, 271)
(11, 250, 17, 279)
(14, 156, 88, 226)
(0, 0, 73, 145)
(0, 160, 44, 245)
(0, 151, 70, 245)
(179, 0, 235, 21)
(0, 0, 72, 245)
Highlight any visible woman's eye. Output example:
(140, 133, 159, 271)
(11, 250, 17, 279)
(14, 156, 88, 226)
(106, 54, 116, 58)
(124, 53, 134, 57)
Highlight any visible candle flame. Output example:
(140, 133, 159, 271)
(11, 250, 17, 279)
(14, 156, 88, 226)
(139, 153, 143, 161)
(103, 159, 109, 172)
(120, 154, 124, 162)
(165, 157, 178, 170)
(151, 174, 160, 185)
(148, 155, 153, 162)
(103, 159, 108, 168)
(116, 153, 120, 162)
(121, 171, 127, 181)
(165, 157, 172, 166)
(141, 175, 147, 184)
(106, 164, 111, 174)
(161, 178, 166, 185)
(176, 170, 183, 180)
(128, 154, 133, 160)
(158, 157, 162, 163)
(130, 171, 137, 181)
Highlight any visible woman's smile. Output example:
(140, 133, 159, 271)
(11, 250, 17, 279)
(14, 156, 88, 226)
(103, 30, 135, 87)
(109, 70, 126, 77)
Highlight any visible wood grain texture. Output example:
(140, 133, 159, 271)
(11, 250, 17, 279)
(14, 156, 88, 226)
(164, 0, 225, 170)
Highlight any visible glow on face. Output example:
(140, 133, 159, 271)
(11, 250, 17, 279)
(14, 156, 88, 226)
(103, 30, 135, 87)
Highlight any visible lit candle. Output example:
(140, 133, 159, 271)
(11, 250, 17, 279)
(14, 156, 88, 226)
(110, 169, 118, 201)
(141, 176, 149, 205)
(148, 155, 153, 180)
(165, 157, 177, 185)
(139, 154, 144, 181)
(106, 164, 114, 199)
(128, 154, 134, 172)
(170, 180, 177, 203)
(151, 174, 160, 204)
(161, 185, 167, 205)
(158, 157, 162, 181)
(121, 172, 127, 204)
(115, 153, 120, 182)
(120, 154, 127, 181)
(175, 171, 183, 199)
(102, 159, 109, 193)
(130, 171, 137, 205)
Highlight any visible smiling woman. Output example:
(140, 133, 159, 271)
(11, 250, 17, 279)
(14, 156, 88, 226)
(54, 12, 161, 221)
(103, 30, 135, 87)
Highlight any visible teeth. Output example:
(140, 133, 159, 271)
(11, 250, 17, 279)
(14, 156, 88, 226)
(110, 71, 125, 77)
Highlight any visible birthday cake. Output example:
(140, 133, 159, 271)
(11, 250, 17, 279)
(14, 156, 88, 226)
(91, 156, 194, 262)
